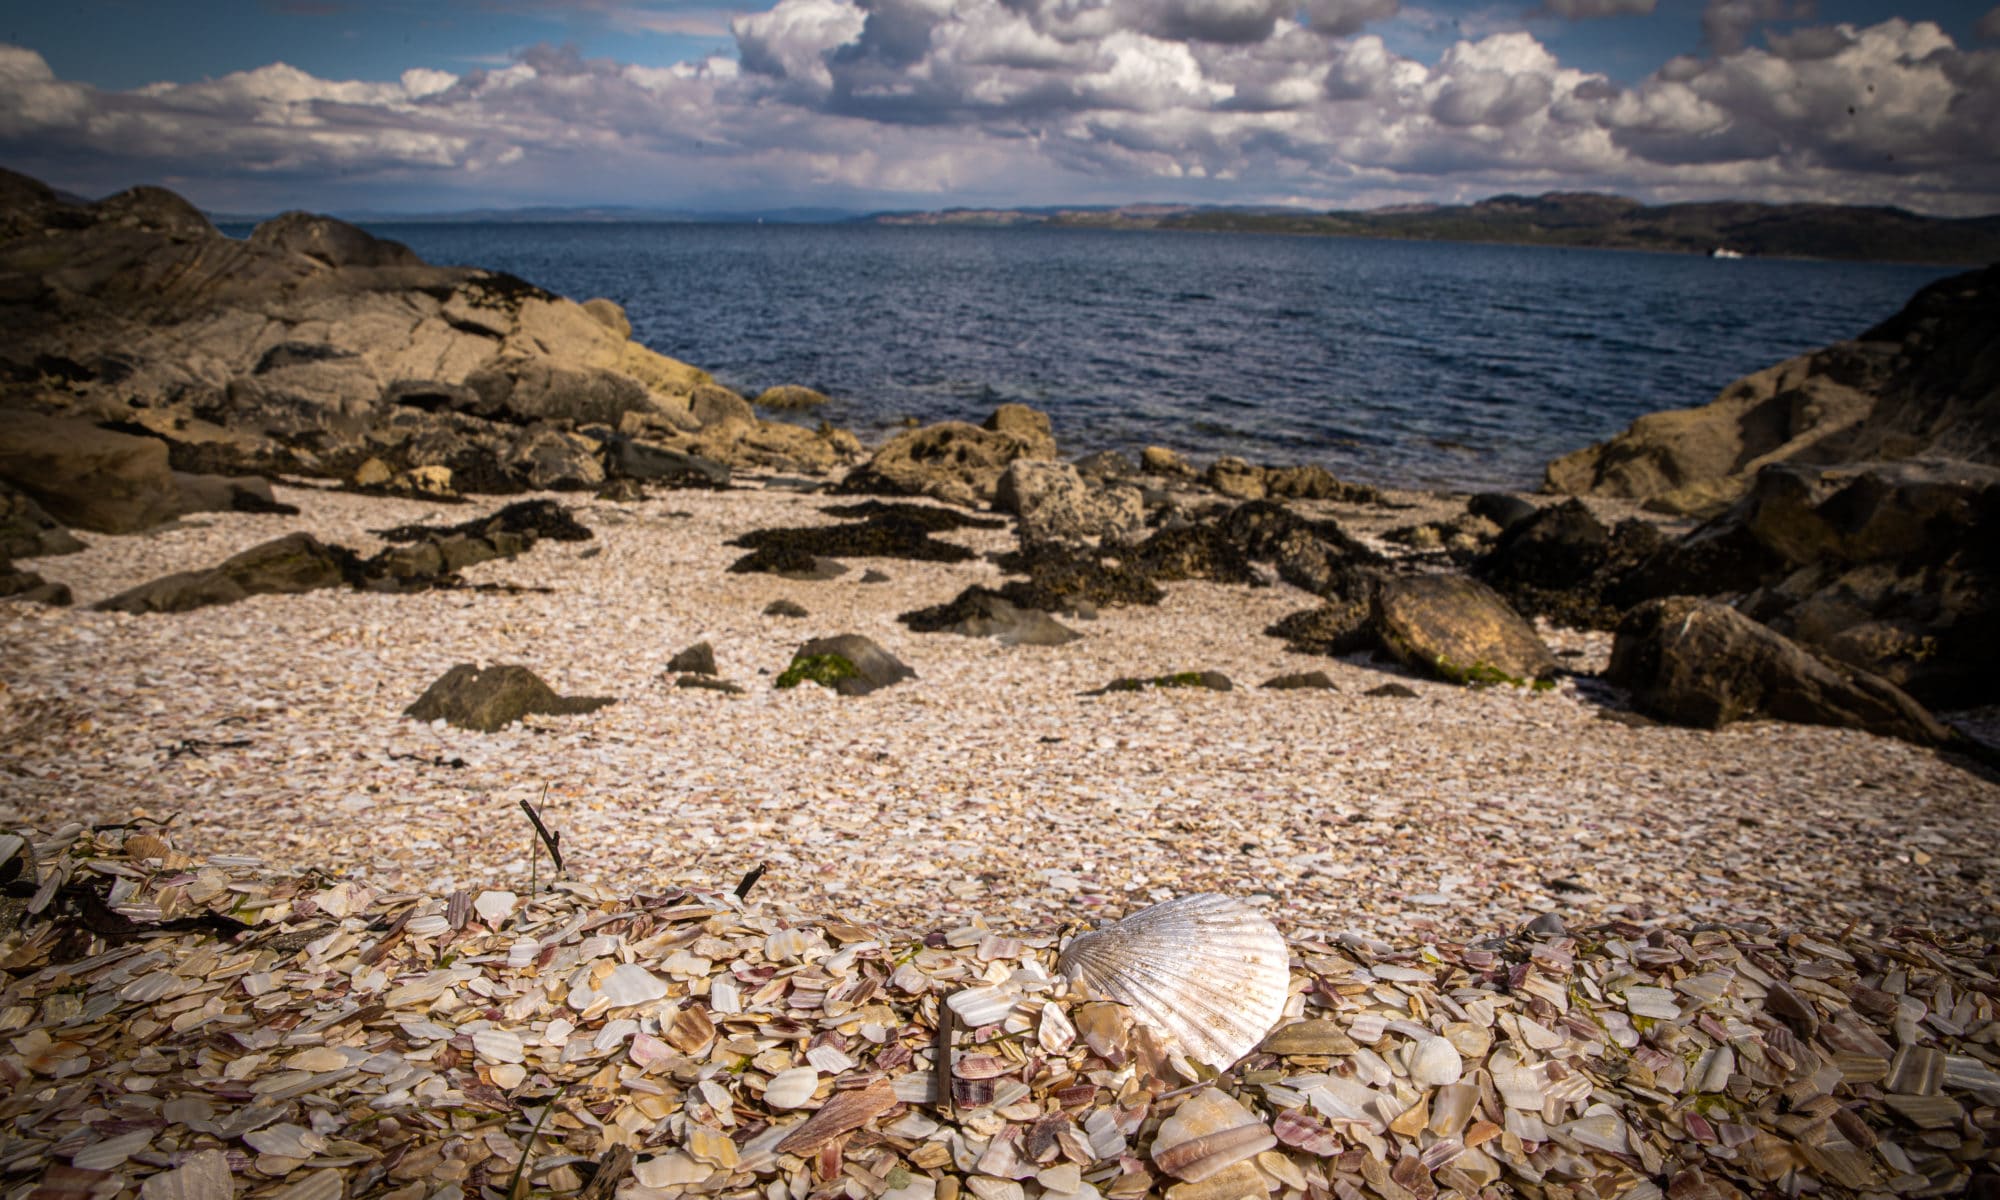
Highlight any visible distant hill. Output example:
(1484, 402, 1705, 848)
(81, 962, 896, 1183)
(865, 193, 2000, 264)
(206, 204, 860, 226)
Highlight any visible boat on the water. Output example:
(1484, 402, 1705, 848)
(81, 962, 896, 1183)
(1710, 246, 1746, 259)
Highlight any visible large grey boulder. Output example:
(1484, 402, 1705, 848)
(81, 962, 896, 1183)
(1373, 574, 1557, 686)
(995, 459, 1144, 545)
(0, 414, 182, 533)
(1606, 597, 1949, 746)
(405, 664, 615, 732)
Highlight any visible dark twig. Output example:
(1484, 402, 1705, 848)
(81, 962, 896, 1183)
(734, 863, 766, 899)
(577, 1146, 634, 1200)
(519, 799, 564, 876)
(935, 996, 957, 1120)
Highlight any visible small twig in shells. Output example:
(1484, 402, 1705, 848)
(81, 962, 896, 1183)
(576, 1146, 634, 1200)
(734, 863, 767, 899)
(519, 797, 564, 877)
(935, 995, 957, 1120)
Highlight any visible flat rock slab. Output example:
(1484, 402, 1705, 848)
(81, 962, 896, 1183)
(1607, 596, 1949, 746)
(0, 413, 182, 534)
(1086, 670, 1233, 696)
(898, 586, 1080, 646)
(405, 664, 615, 732)
(95, 532, 355, 614)
(777, 634, 914, 696)
(1374, 574, 1556, 686)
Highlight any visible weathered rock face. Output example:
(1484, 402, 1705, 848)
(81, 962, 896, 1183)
(1475, 500, 1666, 630)
(1546, 265, 2000, 516)
(995, 460, 1145, 546)
(404, 664, 615, 732)
(0, 169, 858, 496)
(1606, 597, 1949, 747)
(1373, 575, 1558, 686)
(837, 406, 1058, 507)
(898, 586, 1082, 646)
(1609, 459, 2000, 706)
(753, 385, 829, 410)
(0, 414, 183, 533)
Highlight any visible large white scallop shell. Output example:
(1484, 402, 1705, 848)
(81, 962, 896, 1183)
(1055, 894, 1289, 1070)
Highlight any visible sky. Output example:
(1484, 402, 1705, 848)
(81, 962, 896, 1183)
(2, 0, 1998, 216)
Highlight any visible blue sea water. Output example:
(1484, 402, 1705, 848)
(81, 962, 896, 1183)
(355, 223, 1955, 491)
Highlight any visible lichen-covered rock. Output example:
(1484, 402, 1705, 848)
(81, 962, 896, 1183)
(404, 664, 615, 732)
(1373, 574, 1557, 687)
(994, 459, 1144, 546)
(1607, 596, 1949, 747)
(777, 635, 914, 696)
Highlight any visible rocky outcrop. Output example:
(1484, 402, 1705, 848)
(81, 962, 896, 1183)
(753, 385, 829, 410)
(1475, 500, 1665, 630)
(0, 414, 183, 533)
(836, 405, 1057, 507)
(1546, 265, 2000, 516)
(404, 664, 614, 732)
(1203, 457, 1377, 504)
(1373, 575, 1558, 687)
(0, 169, 859, 497)
(1607, 597, 1949, 747)
(994, 460, 1144, 546)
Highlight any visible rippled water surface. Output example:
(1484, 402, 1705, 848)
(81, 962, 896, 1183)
(361, 223, 1954, 490)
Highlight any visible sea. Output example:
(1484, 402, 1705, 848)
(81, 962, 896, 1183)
(347, 223, 1957, 492)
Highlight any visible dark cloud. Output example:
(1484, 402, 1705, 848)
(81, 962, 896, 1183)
(1978, 6, 2000, 41)
(1701, 0, 1814, 55)
(1532, 0, 1655, 20)
(1763, 24, 1855, 59)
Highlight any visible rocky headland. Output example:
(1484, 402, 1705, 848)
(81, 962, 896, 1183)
(2, 172, 1997, 1200)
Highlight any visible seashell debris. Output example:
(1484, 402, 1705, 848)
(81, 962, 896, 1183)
(1056, 893, 1290, 1069)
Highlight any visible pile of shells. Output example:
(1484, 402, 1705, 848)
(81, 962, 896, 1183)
(3, 824, 1998, 1200)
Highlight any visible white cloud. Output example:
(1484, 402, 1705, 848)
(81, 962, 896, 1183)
(0, 5, 1994, 216)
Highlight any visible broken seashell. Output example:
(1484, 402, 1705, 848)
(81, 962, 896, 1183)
(1151, 1088, 1278, 1183)
(764, 1066, 820, 1109)
(1055, 894, 1289, 1070)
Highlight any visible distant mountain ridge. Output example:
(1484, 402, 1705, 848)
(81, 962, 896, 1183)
(866, 192, 2000, 264)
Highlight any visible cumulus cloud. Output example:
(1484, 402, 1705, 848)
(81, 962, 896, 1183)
(1978, 6, 2000, 41)
(0, 2, 1995, 215)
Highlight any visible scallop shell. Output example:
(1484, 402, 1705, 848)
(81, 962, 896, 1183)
(1055, 894, 1289, 1070)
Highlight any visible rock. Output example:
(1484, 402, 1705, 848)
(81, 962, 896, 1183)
(983, 404, 1058, 459)
(859, 568, 890, 583)
(249, 211, 422, 268)
(837, 415, 1053, 509)
(675, 676, 745, 695)
(776, 635, 914, 696)
(1373, 574, 1557, 687)
(581, 298, 632, 339)
(667, 642, 717, 676)
(0, 481, 86, 558)
(1073, 449, 1136, 479)
(608, 439, 731, 488)
(1141, 446, 1193, 476)
(728, 509, 978, 571)
(508, 427, 606, 491)
(1614, 459, 2000, 705)
(690, 384, 755, 430)
(1607, 597, 1950, 746)
(1086, 670, 1233, 695)
(1205, 456, 1265, 501)
(729, 547, 849, 579)
(764, 599, 809, 618)
(1263, 464, 1378, 503)
(0, 414, 182, 533)
(96, 533, 356, 614)
(373, 499, 593, 546)
(1468, 492, 1538, 531)
(1365, 682, 1419, 698)
(596, 477, 645, 502)
(994, 459, 1145, 546)
(754, 385, 830, 410)
(171, 472, 298, 517)
(404, 664, 615, 732)
(1261, 671, 1337, 690)
(1, 561, 72, 606)
(1267, 600, 1377, 657)
(898, 586, 1082, 646)
(1546, 264, 2000, 514)
(1475, 500, 1665, 630)
(988, 541, 1164, 613)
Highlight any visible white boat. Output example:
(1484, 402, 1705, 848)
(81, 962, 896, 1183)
(1710, 246, 1745, 259)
